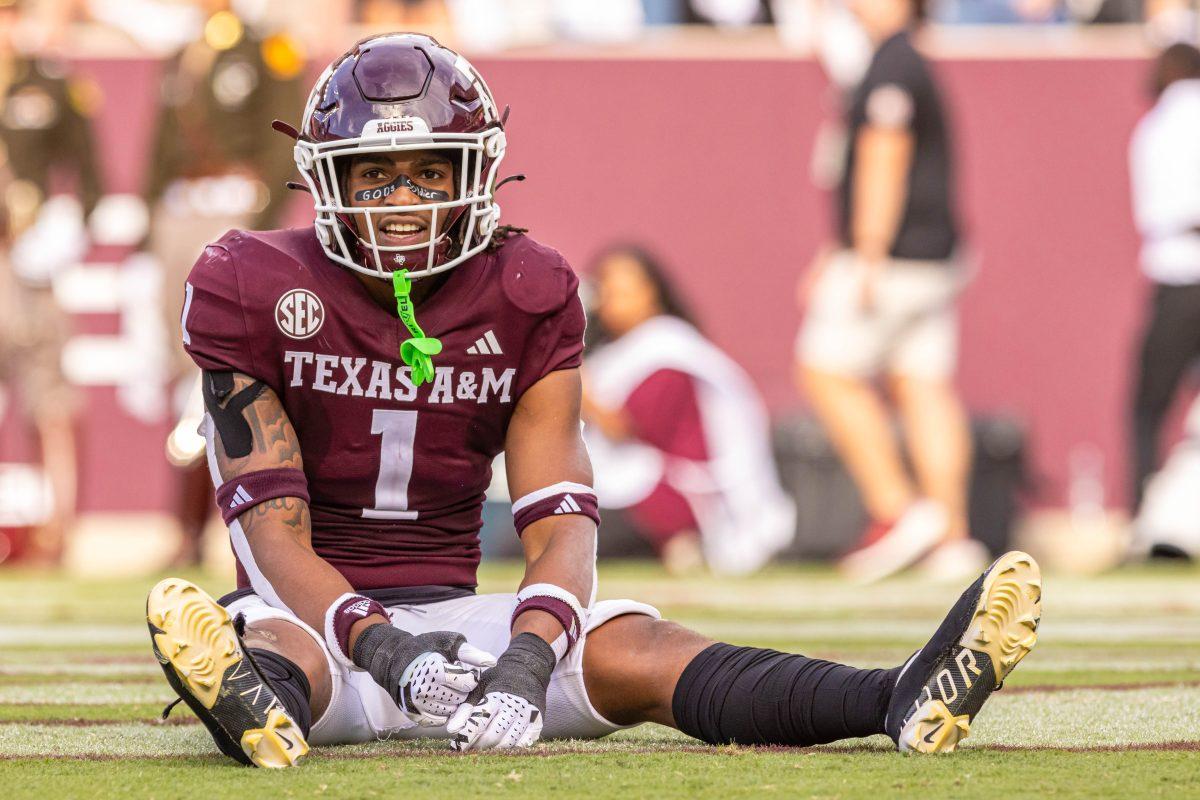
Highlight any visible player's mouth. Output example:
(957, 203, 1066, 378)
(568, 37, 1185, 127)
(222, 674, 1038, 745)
(375, 213, 430, 248)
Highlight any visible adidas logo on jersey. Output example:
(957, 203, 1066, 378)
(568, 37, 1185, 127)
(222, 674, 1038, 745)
(553, 495, 582, 515)
(466, 330, 503, 356)
(227, 485, 253, 509)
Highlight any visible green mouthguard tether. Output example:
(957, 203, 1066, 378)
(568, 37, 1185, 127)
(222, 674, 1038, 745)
(392, 269, 442, 387)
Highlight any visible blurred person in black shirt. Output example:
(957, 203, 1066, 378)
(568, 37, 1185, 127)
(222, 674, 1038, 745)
(797, 0, 981, 583)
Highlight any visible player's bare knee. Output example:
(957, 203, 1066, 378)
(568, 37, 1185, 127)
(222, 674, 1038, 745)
(584, 615, 712, 727)
(244, 619, 333, 716)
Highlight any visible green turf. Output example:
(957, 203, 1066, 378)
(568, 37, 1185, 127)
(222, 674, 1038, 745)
(2, 560, 1199, 798)
(4, 751, 1197, 800)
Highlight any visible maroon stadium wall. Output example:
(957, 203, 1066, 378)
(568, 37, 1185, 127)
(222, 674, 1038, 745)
(45, 52, 1150, 514)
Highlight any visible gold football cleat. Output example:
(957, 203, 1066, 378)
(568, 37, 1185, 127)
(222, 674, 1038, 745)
(147, 578, 309, 767)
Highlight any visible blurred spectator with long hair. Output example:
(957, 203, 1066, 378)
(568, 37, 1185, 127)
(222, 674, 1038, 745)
(0, 0, 101, 565)
(147, 0, 304, 566)
(1127, 42, 1200, 516)
(797, 0, 983, 583)
(582, 245, 795, 576)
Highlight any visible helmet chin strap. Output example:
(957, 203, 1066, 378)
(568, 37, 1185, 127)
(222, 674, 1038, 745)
(392, 269, 442, 387)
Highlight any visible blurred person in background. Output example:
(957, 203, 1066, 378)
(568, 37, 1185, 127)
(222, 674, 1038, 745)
(797, 0, 982, 583)
(1127, 43, 1200, 522)
(146, 0, 304, 566)
(0, 0, 101, 565)
(582, 245, 795, 576)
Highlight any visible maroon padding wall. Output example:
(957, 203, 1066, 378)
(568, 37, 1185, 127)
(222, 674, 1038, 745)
(58, 53, 1152, 513)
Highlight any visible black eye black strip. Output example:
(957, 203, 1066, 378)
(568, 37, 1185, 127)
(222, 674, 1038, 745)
(354, 174, 451, 203)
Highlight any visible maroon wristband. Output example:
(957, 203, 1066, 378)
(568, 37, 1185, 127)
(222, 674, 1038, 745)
(328, 594, 388, 662)
(511, 596, 580, 651)
(215, 467, 310, 525)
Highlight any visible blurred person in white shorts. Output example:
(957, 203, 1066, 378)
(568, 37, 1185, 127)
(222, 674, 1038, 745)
(797, 0, 984, 583)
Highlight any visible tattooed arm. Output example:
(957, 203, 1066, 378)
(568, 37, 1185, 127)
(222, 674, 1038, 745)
(207, 371, 388, 649)
(209, 371, 493, 720)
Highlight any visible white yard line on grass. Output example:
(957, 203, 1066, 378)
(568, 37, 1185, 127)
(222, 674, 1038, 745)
(0, 664, 160, 677)
(0, 626, 146, 647)
(0, 683, 173, 705)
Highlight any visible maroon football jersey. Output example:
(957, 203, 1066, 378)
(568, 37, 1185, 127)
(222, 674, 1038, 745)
(182, 227, 585, 591)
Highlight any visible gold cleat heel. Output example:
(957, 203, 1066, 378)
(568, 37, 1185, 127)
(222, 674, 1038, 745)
(147, 579, 242, 709)
(959, 551, 1042, 686)
(900, 700, 971, 754)
(242, 707, 310, 768)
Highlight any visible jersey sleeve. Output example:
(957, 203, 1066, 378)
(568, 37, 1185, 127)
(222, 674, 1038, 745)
(181, 243, 260, 377)
(502, 236, 587, 388)
(534, 288, 586, 377)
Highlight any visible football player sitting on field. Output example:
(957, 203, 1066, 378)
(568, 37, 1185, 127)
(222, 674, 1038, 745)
(146, 34, 1042, 767)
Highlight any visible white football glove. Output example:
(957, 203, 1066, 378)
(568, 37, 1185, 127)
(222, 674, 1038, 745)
(447, 691, 544, 751)
(353, 625, 497, 727)
(446, 632, 557, 751)
(397, 643, 496, 726)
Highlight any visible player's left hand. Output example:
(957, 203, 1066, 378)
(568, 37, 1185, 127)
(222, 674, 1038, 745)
(446, 632, 557, 751)
(353, 625, 499, 728)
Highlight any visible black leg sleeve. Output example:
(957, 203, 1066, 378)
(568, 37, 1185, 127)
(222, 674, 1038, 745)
(248, 648, 313, 736)
(671, 643, 900, 746)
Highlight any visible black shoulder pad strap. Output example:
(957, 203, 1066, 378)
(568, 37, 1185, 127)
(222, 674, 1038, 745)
(202, 371, 267, 459)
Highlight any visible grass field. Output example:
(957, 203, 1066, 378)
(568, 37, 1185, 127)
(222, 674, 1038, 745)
(3, 560, 1199, 798)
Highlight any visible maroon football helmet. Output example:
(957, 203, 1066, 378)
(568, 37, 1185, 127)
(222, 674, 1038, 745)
(294, 33, 506, 279)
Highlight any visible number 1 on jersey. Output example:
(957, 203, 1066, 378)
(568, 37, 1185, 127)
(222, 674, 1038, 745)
(363, 409, 419, 520)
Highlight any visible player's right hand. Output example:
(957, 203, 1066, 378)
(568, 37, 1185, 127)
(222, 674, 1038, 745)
(353, 625, 497, 727)
(446, 632, 556, 751)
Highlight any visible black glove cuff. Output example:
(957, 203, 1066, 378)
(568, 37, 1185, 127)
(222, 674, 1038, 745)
(501, 632, 558, 690)
(351, 622, 416, 691)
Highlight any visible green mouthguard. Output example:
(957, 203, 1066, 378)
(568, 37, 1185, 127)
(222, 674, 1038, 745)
(392, 269, 442, 387)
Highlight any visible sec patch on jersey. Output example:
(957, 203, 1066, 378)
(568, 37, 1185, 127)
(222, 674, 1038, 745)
(275, 288, 325, 340)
